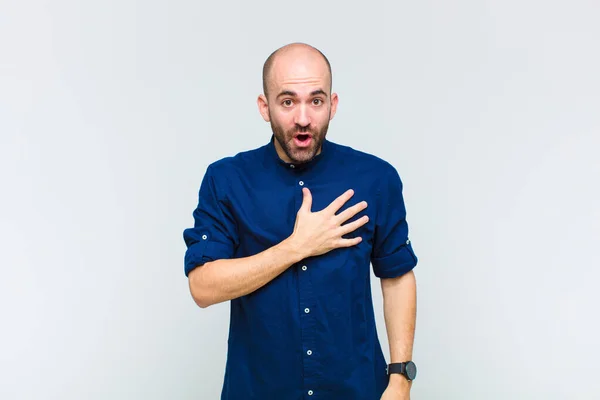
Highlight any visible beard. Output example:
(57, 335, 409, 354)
(270, 118, 330, 164)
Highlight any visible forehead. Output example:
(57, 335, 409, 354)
(269, 50, 330, 95)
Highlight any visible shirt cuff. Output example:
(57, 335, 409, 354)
(184, 236, 234, 276)
(371, 243, 418, 279)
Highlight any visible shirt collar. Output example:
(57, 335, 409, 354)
(265, 134, 333, 172)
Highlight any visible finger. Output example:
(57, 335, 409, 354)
(335, 236, 363, 248)
(324, 189, 354, 215)
(300, 187, 312, 212)
(335, 200, 368, 223)
(339, 215, 369, 235)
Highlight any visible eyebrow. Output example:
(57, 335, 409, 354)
(276, 89, 328, 99)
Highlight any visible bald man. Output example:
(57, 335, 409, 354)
(183, 43, 418, 400)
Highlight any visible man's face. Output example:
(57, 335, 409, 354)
(259, 49, 338, 164)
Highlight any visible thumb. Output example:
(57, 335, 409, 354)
(300, 187, 312, 212)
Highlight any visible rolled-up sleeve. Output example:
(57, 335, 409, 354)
(371, 164, 418, 279)
(182, 165, 238, 277)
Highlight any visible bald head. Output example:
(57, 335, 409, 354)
(262, 43, 332, 99)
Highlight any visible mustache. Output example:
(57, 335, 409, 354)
(289, 125, 316, 135)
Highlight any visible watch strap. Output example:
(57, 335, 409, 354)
(387, 361, 417, 381)
(387, 362, 407, 375)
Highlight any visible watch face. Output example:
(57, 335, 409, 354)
(405, 361, 417, 380)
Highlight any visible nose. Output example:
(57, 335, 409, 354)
(293, 104, 311, 127)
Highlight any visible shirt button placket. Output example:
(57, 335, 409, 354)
(295, 177, 315, 396)
(300, 260, 315, 396)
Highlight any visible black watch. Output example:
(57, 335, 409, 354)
(387, 361, 417, 381)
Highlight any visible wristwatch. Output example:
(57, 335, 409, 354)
(387, 361, 417, 381)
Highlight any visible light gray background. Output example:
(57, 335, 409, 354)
(1, 0, 599, 399)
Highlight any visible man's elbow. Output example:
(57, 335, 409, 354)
(188, 264, 215, 309)
(192, 292, 212, 309)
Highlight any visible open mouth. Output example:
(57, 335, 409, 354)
(293, 133, 313, 148)
(296, 134, 310, 142)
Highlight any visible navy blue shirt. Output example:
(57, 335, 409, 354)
(183, 135, 418, 400)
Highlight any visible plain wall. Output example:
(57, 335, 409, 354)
(1, 0, 599, 399)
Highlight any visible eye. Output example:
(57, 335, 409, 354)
(312, 98, 323, 106)
(282, 99, 293, 107)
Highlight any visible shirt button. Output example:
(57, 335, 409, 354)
(304, 308, 310, 313)
(302, 265, 307, 271)
(307, 349, 312, 355)
(406, 239, 410, 244)
(201, 235, 207, 240)
(290, 164, 295, 168)
(308, 390, 313, 396)
(299, 181, 304, 186)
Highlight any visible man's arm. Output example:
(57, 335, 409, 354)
(189, 238, 302, 308)
(189, 188, 369, 308)
(381, 270, 417, 389)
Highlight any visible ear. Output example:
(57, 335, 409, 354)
(257, 94, 270, 122)
(329, 92, 339, 121)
